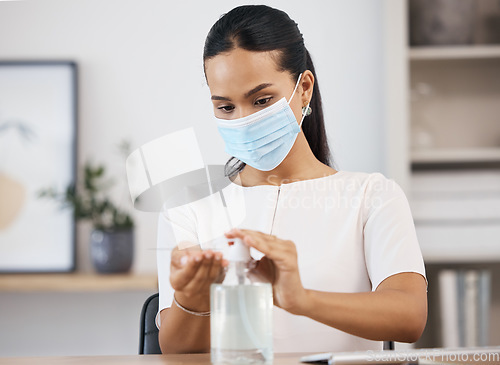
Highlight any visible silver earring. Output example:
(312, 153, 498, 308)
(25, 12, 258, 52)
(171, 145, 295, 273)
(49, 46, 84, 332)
(302, 105, 312, 116)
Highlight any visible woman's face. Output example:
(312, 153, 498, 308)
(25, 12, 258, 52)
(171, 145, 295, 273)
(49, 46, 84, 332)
(204, 48, 309, 124)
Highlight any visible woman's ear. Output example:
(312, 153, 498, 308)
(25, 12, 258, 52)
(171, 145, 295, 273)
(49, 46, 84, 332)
(301, 70, 314, 106)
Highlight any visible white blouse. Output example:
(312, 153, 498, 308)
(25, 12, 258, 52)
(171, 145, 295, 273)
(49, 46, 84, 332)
(156, 170, 426, 353)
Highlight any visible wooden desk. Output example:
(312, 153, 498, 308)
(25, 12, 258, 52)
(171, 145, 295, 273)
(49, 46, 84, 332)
(0, 353, 305, 365)
(2, 350, 500, 365)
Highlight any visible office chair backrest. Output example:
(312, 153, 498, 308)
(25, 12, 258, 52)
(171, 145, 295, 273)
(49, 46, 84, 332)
(139, 293, 162, 354)
(384, 341, 395, 350)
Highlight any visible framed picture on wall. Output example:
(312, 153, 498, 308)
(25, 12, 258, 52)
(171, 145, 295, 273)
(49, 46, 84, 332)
(0, 61, 77, 272)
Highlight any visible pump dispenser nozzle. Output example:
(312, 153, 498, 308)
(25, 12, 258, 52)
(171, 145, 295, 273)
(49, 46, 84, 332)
(227, 238, 251, 262)
(227, 238, 251, 285)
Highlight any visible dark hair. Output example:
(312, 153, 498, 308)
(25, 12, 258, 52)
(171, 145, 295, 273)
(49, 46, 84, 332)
(203, 5, 333, 176)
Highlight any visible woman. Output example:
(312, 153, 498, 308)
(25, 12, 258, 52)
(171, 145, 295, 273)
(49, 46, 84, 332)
(156, 5, 427, 354)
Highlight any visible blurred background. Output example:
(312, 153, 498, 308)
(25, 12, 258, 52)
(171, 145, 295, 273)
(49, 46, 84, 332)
(0, 0, 499, 357)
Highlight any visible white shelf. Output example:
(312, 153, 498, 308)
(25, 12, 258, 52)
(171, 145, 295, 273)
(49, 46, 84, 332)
(418, 224, 500, 264)
(409, 45, 500, 60)
(422, 247, 500, 264)
(411, 148, 500, 164)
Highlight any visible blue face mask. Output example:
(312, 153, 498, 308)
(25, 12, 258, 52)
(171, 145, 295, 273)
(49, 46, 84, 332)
(215, 73, 309, 171)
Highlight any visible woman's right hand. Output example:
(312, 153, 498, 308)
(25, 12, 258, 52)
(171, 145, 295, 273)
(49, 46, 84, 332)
(169, 243, 228, 311)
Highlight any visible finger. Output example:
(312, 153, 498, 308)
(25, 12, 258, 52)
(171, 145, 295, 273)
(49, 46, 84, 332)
(170, 252, 204, 289)
(224, 229, 245, 240)
(207, 251, 225, 282)
(226, 228, 275, 256)
(224, 228, 265, 240)
(171, 245, 200, 269)
(224, 229, 269, 248)
(183, 250, 216, 293)
(244, 234, 295, 265)
(171, 248, 186, 269)
(184, 251, 216, 292)
(225, 229, 294, 266)
(177, 241, 201, 251)
(170, 253, 200, 288)
(215, 259, 229, 283)
(241, 234, 274, 257)
(250, 256, 276, 283)
(226, 228, 279, 246)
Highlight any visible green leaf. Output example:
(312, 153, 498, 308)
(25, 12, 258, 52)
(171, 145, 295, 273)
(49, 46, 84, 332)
(36, 157, 134, 229)
(95, 165, 104, 177)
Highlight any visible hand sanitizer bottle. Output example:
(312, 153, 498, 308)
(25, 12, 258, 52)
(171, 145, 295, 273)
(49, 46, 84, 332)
(210, 238, 273, 364)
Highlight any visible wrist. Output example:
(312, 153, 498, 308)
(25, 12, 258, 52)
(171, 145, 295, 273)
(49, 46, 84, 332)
(290, 288, 313, 316)
(174, 291, 211, 312)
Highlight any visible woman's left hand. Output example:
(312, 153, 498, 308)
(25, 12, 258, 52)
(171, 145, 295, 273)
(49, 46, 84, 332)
(224, 228, 308, 314)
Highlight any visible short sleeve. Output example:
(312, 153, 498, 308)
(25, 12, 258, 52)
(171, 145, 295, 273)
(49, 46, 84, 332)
(363, 174, 427, 291)
(156, 204, 199, 329)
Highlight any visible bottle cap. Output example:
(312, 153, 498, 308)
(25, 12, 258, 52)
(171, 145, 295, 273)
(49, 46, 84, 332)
(227, 238, 251, 262)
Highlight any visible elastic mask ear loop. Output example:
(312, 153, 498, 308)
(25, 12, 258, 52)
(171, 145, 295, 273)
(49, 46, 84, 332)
(287, 72, 303, 104)
(299, 102, 309, 129)
(288, 72, 308, 129)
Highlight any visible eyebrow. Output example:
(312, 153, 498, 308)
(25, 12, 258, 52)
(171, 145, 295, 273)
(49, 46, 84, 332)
(211, 83, 273, 101)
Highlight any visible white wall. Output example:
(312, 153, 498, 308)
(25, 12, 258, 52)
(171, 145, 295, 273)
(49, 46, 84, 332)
(0, 290, 155, 356)
(0, 0, 387, 274)
(0, 0, 388, 356)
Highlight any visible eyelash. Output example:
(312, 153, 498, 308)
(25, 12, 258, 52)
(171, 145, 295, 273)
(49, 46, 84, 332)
(218, 105, 235, 112)
(217, 97, 273, 113)
(255, 97, 273, 106)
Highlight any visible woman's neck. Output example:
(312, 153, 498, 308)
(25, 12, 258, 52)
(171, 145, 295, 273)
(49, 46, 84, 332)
(235, 133, 337, 187)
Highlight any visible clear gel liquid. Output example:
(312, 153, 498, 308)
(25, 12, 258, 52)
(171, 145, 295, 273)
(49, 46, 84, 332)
(210, 283, 273, 364)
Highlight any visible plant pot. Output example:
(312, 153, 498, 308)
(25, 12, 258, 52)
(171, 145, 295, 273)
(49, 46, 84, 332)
(409, 0, 476, 46)
(90, 229, 134, 273)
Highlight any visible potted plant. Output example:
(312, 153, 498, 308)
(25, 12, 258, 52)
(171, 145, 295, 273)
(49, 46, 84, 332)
(38, 158, 135, 273)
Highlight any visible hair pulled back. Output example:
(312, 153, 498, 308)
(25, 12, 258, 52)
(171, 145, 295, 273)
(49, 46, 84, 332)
(203, 5, 332, 176)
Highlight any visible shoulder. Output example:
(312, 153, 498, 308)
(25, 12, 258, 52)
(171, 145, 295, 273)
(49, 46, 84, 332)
(336, 171, 407, 217)
(335, 171, 401, 196)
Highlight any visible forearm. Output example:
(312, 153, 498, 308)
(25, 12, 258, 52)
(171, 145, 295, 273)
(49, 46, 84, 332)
(159, 293, 211, 354)
(297, 288, 427, 343)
